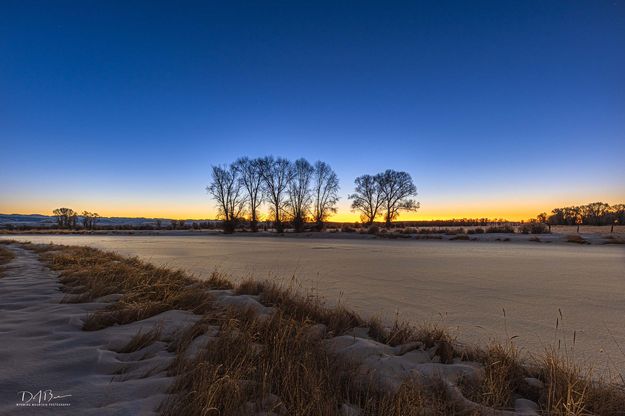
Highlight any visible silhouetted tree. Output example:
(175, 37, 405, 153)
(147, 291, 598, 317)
(286, 158, 314, 232)
(53, 207, 77, 229)
(234, 157, 264, 232)
(376, 170, 419, 226)
(546, 202, 624, 226)
(583, 202, 612, 225)
(311, 161, 339, 230)
(207, 164, 246, 233)
(613, 204, 625, 224)
(259, 156, 294, 233)
(81, 211, 100, 230)
(349, 175, 383, 225)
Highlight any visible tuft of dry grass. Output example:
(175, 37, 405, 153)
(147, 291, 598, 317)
(603, 236, 625, 245)
(115, 325, 162, 353)
(0, 245, 16, 278)
(539, 347, 625, 415)
(205, 270, 234, 289)
(0, 245, 15, 266)
(162, 308, 347, 415)
(236, 278, 362, 335)
(462, 340, 529, 409)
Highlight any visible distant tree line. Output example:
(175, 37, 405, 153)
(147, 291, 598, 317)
(536, 202, 625, 226)
(207, 156, 420, 233)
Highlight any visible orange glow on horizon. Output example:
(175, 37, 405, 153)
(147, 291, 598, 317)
(2, 194, 623, 223)
(0, 204, 609, 223)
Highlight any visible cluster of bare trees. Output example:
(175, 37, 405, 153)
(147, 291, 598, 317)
(53, 208, 78, 229)
(348, 170, 419, 226)
(207, 156, 340, 233)
(537, 202, 625, 226)
(53, 208, 100, 229)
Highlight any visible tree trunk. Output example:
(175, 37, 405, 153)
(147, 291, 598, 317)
(293, 216, 304, 233)
(250, 211, 258, 232)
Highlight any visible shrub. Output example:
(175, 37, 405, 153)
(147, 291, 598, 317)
(486, 225, 515, 234)
(519, 223, 549, 234)
(367, 225, 380, 234)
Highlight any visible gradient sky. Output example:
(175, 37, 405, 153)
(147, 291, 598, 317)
(1, 1, 624, 221)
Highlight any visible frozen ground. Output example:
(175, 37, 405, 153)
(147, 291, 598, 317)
(3, 234, 624, 378)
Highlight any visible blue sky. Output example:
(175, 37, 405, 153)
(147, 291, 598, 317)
(1, 1, 624, 219)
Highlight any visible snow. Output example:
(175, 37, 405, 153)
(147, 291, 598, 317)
(0, 246, 200, 415)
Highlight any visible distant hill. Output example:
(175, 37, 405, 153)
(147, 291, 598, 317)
(0, 214, 217, 228)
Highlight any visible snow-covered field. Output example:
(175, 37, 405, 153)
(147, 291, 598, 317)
(3, 234, 625, 377)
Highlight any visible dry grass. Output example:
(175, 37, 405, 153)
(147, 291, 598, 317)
(0, 245, 15, 266)
(27, 244, 219, 330)
(461, 341, 530, 409)
(367, 316, 456, 361)
(205, 270, 234, 289)
(235, 277, 362, 335)
(116, 325, 162, 353)
(539, 347, 625, 415)
(163, 308, 346, 415)
(162, 305, 456, 416)
(0, 245, 16, 277)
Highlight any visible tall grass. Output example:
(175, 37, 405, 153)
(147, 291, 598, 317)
(30, 244, 221, 330)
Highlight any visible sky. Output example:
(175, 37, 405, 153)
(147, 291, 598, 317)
(1, 1, 624, 221)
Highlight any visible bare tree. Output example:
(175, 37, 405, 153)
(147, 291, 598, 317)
(348, 175, 383, 225)
(207, 164, 247, 233)
(312, 161, 339, 230)
(259, 156, 294, 233)
(286, 158, 314, 232)
(53, 207, 77, 229)
(234, 157, 264, 232)
(376, 170, 419, 226)
(81, 211, 100, 230)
